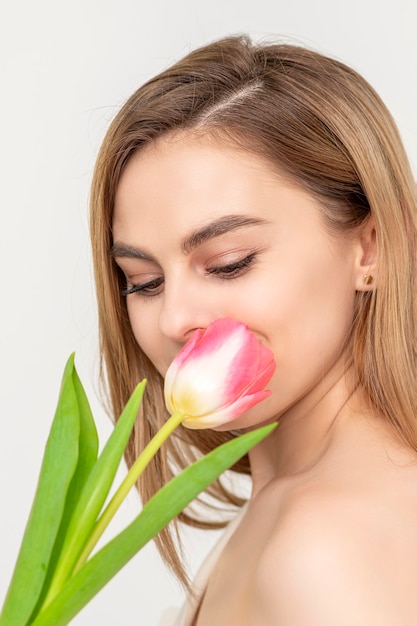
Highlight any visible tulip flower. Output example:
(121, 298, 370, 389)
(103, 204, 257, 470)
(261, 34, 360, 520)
(164, 317, 276, 429)
(0, 318, 277, 626)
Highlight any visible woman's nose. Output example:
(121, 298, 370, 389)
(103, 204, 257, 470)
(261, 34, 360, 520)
(158, 281, 216, 343)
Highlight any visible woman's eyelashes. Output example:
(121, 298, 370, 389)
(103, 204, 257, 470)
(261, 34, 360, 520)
(206, 252, 257, 278)
(122, 276, 164, 297)
(121, 252, 258, 298)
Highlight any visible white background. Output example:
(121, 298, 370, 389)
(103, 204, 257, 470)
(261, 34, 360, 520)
(0, 1, 416, 624)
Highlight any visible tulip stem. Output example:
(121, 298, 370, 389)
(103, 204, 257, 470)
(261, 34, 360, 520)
(73, 410, 185, 572)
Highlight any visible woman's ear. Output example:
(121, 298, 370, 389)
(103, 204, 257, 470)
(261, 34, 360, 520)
(354, 216, 377, 292)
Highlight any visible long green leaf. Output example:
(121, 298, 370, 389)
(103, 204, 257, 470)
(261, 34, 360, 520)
(68, 365, 99, 501)
(31, 423, 276, 626)
(41, 380, 146, 605)
(0, 355, 81, 626)
(28, 363, 100, 622)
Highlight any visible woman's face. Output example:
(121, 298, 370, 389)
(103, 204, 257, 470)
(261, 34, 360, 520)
(112, 134, 365, 429)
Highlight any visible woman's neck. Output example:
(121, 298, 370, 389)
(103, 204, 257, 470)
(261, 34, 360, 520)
(248, 370, 363, 496)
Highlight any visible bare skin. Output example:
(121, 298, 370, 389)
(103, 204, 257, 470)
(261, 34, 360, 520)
(196, 398, 417, 625)
(112, 133, 417, 625)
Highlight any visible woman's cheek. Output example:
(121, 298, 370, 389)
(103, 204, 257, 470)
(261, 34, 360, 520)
(127, 300, 160, 368)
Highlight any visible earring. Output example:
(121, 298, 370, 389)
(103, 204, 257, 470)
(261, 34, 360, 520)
(363, 274, 374, 286)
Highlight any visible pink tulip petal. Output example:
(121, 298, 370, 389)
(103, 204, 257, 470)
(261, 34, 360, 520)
(178, 318, 247, 364)
(224, 333, 273, 398)
(163, 317, 276, 429)
(164, 329, 207, 412)
(167, 336, 244, 413)
(171, 328, 206, 368)
(233, 358, 276, 398)
(182, 390, 272, 429)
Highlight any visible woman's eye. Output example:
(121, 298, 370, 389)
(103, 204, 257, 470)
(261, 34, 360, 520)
(207, 253, 256, 278)
(122, 276, 164, 297)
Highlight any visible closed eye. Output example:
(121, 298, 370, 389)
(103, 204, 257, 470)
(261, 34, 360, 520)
(121, 251, 258, 297)
(122, 276, 164, 297)
(206, 253, 257, 278)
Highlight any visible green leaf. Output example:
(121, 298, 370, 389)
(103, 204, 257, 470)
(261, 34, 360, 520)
(31, 423, 276, 626)
(68, 365, 99, 502)
(41, 380, 146, 605)
(28, 363, 100, 621)
(0, 355, 81, 626)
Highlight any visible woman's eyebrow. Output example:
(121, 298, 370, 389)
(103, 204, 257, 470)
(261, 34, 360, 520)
(110, 214, 268, 260)
(110, 243, 156, 262)
(182, 214, 269, 254)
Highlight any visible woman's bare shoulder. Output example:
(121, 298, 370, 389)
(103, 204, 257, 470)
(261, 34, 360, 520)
(252, 451, 417, 626)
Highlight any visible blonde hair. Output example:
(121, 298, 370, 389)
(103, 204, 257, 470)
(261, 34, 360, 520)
(90, 35, 417, 583)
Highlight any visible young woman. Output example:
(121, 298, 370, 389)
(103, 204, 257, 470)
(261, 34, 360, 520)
(90, 35, 417, 624)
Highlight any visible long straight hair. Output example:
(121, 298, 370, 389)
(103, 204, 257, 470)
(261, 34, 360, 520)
(90, 35, 417, 583)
